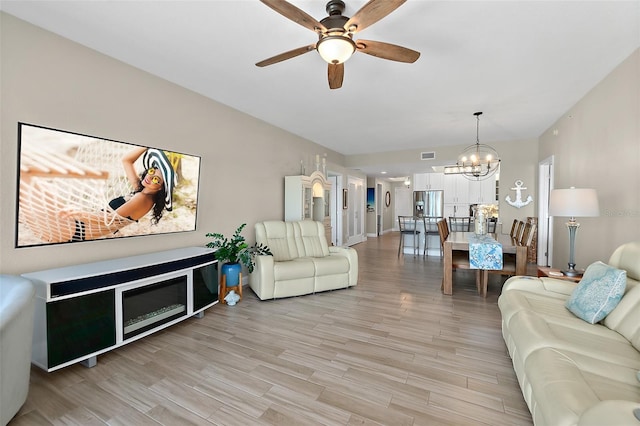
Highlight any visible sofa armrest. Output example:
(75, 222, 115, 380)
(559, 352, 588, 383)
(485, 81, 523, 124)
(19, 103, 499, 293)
(329, 246, 358, 286)
(249, 255, 275, 300)
(0, 275, 36, 426)
(578, 400, 640, 426)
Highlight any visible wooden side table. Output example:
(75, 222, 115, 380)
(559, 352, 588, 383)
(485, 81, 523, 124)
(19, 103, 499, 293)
(537, 266, 582, 283)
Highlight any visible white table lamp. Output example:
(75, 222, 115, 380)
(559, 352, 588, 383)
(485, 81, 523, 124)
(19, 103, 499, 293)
(548, 187, 599, 276)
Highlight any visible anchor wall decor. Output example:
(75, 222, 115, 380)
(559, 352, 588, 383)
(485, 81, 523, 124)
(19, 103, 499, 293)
(505, 180, 533, 208)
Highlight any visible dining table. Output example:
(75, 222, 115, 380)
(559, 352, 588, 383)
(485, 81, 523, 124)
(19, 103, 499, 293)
(442, 231, 528, 296)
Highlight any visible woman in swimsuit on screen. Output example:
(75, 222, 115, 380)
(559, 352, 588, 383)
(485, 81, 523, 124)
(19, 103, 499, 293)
(59, 146, 176, 242)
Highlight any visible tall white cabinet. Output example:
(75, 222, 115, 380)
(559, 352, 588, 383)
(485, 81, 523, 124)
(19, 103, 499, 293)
(285, 171, 332, 244)
(443, 174, 471, 217)
(468, 179, 497, 204)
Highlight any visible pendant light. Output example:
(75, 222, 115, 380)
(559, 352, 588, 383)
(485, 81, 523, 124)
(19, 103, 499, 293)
(444, 112, 500, 181)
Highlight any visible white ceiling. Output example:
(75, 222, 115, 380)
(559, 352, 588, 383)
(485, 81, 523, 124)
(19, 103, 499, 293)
(2, 0, 639, 179)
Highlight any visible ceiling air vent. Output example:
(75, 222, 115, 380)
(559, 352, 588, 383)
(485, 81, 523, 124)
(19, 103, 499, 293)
(420, 151, 436, 160)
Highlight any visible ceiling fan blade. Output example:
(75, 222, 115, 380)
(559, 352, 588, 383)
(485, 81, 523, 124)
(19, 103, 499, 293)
(344, 0, 406, 33)
(259, 0, 326, 33)
(256, 44, 316, 67)
(356, 39, 420, 63)
(328, 63, 344, 89)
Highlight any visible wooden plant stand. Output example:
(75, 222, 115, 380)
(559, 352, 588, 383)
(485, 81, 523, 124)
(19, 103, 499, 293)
(219, 272, 243, 304)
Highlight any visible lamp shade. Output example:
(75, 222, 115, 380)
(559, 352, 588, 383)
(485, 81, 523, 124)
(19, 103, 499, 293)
(317, 36, 355, 64)
(549, 187, 599, 217)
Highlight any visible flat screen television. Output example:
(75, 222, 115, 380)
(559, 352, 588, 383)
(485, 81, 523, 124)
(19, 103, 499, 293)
(15, 122, 201, 248)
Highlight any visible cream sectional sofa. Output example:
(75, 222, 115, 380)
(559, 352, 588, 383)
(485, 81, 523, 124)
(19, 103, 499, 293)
(498, 241, 640, 426)
(0, 275, 36, 426)
(249, 220, 358, 300)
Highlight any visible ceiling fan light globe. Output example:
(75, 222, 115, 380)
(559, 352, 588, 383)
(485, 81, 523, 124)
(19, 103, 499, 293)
(317, 36, 356, 64)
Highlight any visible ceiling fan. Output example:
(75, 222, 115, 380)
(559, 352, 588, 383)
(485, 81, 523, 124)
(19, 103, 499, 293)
(256, 0, 420, 89)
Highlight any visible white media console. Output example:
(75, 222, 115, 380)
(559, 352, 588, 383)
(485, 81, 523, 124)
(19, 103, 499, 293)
(22, 247, 217, 372)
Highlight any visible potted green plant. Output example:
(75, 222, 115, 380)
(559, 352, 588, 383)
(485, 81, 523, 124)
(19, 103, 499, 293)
(205, 223, 271, 288)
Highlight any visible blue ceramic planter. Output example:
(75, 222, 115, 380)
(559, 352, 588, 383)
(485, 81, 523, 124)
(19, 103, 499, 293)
(221, 262, 242, 287)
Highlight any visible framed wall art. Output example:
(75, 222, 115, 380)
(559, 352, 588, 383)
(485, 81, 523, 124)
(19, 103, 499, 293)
(367, 188, 375, 212)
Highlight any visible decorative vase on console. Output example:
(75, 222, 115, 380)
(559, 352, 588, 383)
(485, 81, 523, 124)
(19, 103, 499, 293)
(474, 206, 487, 235)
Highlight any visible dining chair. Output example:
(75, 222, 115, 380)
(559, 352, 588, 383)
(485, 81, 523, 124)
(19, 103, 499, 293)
(438, 219, 479, 291)
(486, 217, 498, 233)
(503, 222, 532, 265)
(509, 219, 519, 238)
(514, 220, 525, 242)
(519, 222, 533, 246)
(520, 222, 537, 260)
(437, 219, 449, 255)
(423, 216, 442, 256)
(487, 222, 538, 292)
(449, 216, 472, 232)
(398, 216, 420, 257)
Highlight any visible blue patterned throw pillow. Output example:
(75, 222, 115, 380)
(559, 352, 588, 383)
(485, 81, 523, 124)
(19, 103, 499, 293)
(565, 261, 627, 324)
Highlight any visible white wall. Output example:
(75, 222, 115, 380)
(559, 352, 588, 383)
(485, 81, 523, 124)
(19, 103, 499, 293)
(539, 48, 640, 268)
(0, 13, 365, 274)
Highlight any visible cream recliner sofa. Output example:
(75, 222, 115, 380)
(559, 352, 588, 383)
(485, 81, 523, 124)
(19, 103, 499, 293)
(0, 275, 36, 426)
(498, 241, 640, 426)
(249, 221, 358, 300)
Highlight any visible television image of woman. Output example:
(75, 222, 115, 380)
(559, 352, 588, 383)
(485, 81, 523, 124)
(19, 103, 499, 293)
(16, 123, 201, 247)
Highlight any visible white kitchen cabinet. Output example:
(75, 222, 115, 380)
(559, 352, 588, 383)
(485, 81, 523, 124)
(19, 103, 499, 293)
(413, 173, 444, 191)
(468, 177, 497, 204)
(413, 173, 428, 191)
(427, 173, 444, 190)
(443, 174, 469, 204)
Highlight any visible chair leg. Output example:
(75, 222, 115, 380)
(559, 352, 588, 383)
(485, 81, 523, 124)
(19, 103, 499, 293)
(398, 233, 403, 257)
(423, 234, 427, 257)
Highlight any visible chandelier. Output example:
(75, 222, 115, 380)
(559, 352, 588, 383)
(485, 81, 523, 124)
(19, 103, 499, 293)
(444, 112, 500, 180)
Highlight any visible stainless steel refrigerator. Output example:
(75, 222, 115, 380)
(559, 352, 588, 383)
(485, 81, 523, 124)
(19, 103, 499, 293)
(413, 190, 444, 218)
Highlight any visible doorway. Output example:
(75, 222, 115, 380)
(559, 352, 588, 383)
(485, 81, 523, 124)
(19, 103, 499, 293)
(376, 182, 383, 236)
(538, 156, 554, 266)
(346, 176, 365, 246)
(328, 173, 342, 246)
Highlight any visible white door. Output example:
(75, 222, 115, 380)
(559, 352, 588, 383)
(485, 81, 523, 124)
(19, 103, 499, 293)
(538, 156, 554, 266)
(376, 182, 383, 236)
(328, 173, 342, 246)
(346, 176, 365, 246)
(394, 187, 412, 223)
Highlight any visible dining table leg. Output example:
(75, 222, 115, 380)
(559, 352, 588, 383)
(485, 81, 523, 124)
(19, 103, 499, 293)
(476, 270, 489, 297)
(443, 241, 452, 295)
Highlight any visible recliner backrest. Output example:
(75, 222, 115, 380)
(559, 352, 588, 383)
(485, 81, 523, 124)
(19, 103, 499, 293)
(255, 220, 329, 260)
(603, 241, 640, 350)
(293, 221, 330, 258)
(255, 221, 297, 261)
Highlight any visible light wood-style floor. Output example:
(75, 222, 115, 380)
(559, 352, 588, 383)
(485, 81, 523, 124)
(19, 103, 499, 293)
(11, 233, 533, 425)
